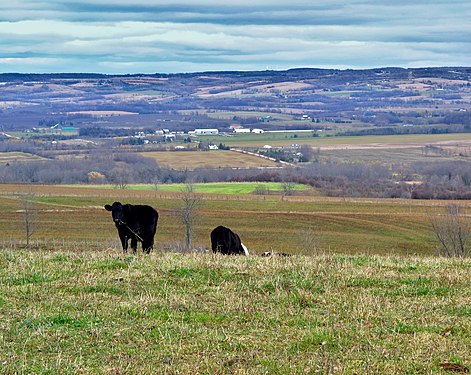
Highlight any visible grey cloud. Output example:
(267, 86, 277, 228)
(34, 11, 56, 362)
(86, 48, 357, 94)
(0, 0, 470, 73)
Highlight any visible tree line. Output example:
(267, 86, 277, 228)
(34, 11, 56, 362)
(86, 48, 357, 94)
(1, 151, 470, 199)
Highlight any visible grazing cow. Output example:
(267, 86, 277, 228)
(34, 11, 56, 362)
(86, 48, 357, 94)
(210, 225, 249, 256)
(104, 202, 158, 254)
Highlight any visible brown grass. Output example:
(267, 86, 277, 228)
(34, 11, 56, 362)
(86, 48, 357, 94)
(1, 184, 467, 256)
(139, 150, 279, 169)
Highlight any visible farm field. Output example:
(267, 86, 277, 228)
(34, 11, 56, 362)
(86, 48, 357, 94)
(0, 183, 467, 256)
(0, 250, 469, 373)
(66, 182, 310, 195)
(0, 152, 45, 163)
(320, 146, 470, 165)
(139, 150, 279, 169)
(197, 132, 471, 149)
(205, 110, 294, 121)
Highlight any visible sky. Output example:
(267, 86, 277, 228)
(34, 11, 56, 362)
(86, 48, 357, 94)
(0, 0, 470, 74)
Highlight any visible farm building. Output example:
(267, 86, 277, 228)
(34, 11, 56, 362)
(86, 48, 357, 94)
(233, 128, 251, 133)
(193, 129, 219, 135)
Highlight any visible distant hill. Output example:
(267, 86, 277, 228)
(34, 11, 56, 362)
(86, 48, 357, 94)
(1, 66, 470, 82)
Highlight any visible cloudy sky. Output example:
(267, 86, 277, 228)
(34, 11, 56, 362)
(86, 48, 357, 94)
(0, 1, 470, 74)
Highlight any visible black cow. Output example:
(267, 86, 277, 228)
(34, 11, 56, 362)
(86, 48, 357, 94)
(210, 225, 249, 256)
(104, 202, 158, 254)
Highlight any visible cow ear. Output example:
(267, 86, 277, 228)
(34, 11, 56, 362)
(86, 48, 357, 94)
(104, 205, 112, 211)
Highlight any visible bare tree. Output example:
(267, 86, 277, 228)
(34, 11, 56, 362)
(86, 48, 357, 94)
(19, 186, 37, 249)
(299, 227, 320, 255)
(253, 184, 270, 195)
(152, 177, 161, 191)
(177, 184, 202, 252)
(299, 144, 314, 162)
(109, 168, 131, 189)
(430, 203, 470, 257)
(281, 180, 296, 198)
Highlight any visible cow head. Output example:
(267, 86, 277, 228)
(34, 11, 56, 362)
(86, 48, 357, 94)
(104, 202, 126, 224)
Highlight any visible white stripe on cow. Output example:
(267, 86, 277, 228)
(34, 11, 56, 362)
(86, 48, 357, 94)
(241, 243, 249, 256)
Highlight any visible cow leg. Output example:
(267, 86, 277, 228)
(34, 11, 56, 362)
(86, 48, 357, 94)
(119, 234, 128, 253)
(130, 237, 138, 254)
(142, 238, 153, 254)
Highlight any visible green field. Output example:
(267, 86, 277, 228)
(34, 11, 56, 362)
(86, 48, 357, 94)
(0, 250, 469, 373)
(197, 132, 471, 148)
(67, 182, 310, 195)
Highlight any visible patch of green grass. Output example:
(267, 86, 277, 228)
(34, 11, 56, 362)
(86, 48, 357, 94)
(5, 272, 56, 286)
(66, 182, 309, 194)
(22, 313, 101, 330)
(92, 257, 133, 270)
(289, 329, 339, 353)
(447, 306, 471, 317)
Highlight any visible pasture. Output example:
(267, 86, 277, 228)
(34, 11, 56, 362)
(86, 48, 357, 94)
(0, 184, 470, 373)
(0, 183, 465, 255)
(197, 132, 471, 149)
(0, 250, 469, 373)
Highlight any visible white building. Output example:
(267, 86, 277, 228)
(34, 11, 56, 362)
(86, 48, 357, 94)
(233, 128, 251, 133)
(193, 129, 219, 135)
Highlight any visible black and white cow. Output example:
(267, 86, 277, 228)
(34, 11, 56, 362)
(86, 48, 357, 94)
(210, 225, 249, 256)
(104, 202, 158, 254)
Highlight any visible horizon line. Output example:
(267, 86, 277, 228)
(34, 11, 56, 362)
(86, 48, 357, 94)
(0, 65, 470, 77)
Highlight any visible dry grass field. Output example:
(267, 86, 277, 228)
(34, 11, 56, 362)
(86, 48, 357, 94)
(320, 145, 471, 164)
(0, 152, 45, 163)
(0, 183, 467, 256)
(139, 150, 279, 169)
